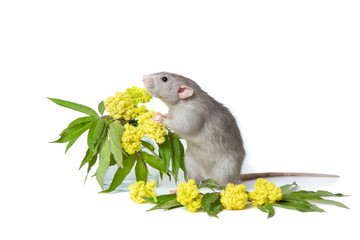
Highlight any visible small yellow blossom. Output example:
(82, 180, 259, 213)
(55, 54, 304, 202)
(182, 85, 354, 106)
(121, 123, 145, 154)
(125, 86, 152, 105)
(248, 178, 282, 206)
(104, 92, 133, 120)
(220, 183, 248, 210)
(138, 111, 168, 144)
(176, 179, 203, 212)
(129, 180, 157, 204)
(105, 87, 167, 154)
(131, 105, 149, 118)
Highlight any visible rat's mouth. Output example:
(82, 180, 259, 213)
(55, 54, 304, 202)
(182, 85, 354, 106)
(142, 76, 155, 90)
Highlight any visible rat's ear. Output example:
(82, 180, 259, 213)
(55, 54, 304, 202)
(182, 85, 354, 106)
(178, 85, 193, 99)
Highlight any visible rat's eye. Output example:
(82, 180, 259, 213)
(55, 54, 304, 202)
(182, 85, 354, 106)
(161, 77, 168, 82)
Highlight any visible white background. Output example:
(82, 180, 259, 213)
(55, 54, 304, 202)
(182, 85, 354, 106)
(1, 0, 359, 239)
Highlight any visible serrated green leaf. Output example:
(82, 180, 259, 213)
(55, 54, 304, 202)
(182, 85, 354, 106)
(280, 182, 298, 194)
(48, 97, 99, 117)
(65, 136, 78, 153)
(96, 138, 111, 190)
(278, 196, 325, 212)
(98, 101, 105, 115)
(79, 148, 95, 170)
(87, 119, 106, 151)
(143, 193, 177, 204)
(141, 140, 155, 152)
(158, 137, 171, 173)
(100, 153, 137, 193)
(274, 201, 324, 212)
(201, 193, 220, 212)
(285, 190, 345, 200)
(135, 159, 148, 182)
(60, 116, 95, 136)
(258, 203, 275, 218)
(168, 131, 180, 179)
(52, 121, 92, 143)
(197, 179, 224, 191)
(108, 120, 124, 167)
(308, 199, 349, 209)
(141, 151, 166, 173)
(178, 138, 187, 181)
(85, 154, 98, 183)
(109, 154, 117, 166)
(147, 198, 182, 211)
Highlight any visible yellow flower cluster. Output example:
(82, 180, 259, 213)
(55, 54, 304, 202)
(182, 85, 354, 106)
(248, 178, 283, 206)
(120, 111, 167, 154)
(104, 87, 167, 154)
(220, 183, 248, 210)
(104, 86, 152, 120)
(121, 123, 144, 154)
(125, 86, 152, 105)
(104, 91, 133, 120)
(138, 111, 168, 144)
(129, 180, 157, 204)
(176, 179, 203, 212)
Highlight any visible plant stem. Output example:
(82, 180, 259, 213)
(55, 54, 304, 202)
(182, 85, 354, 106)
(145, 189, 158, 203)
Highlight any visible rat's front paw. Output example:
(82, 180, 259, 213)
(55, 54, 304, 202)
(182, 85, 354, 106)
(153, 112, 165, 123)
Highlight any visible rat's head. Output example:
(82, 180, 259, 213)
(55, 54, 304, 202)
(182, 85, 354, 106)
(142, 72, 195, 105)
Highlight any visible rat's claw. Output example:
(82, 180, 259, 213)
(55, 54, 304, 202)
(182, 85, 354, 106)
(153, 112, 164, 123)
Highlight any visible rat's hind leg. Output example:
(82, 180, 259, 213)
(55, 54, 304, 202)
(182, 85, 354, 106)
(184, 155, 205, 183)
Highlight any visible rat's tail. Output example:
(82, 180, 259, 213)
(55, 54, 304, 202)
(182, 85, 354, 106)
(239, 172, 339, 182)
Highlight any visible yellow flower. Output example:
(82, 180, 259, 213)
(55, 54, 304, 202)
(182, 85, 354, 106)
(220, 183, 248, 210)
(131, 105, 148, 118)
(248, 178, 282, 206)
(104, 92, 133, 120)
(129, 180, 157, 204)
(125, 86, 152, 105)
(105, 87, 167, 154)
(138, 111, 168, 144)
(121, 123, 145, 154)
(176, 179, 203, 212)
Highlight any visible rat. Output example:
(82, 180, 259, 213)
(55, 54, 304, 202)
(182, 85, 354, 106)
(142, 71, 338, 186)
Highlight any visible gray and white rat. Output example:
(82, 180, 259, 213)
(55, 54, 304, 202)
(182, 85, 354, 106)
(143, 72, 338, 186)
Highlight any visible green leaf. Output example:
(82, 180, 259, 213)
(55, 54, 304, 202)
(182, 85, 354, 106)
(280, 182, 298, 194)
(108, 120, 124, 167)
(135, 159, 148, 182)
(201, 193, 220, 212)
(285, 190, 346, 200)
(200, 193, 224, 218)
(100, 153, 137, 193)
(278, 196, 325, 212)
(308, 199, 349, 209)
(147, 198, 182, 211)
(158, 136, 171, 173)
(257, 203, 275, 218)
(98, 101, 105, 115)
(141, 151, 166, 173)
(178, 137, 187, 181)
(48, 97, 99, 117)
(79, 148, 95, 170)
(65, 136, 78, 153)
(143, 193, 177, 204)
(96, 138, 111, 190)
(85, 154, 98, 183)
(274, 201, 324, 212)
(60, 116, 95, 136)
(52, 121, 92, 143)
(141, 140, 155, 152)
(197, 179, 225, 191)
(168, 131, 180, 179)
(87, 119, 106, 151)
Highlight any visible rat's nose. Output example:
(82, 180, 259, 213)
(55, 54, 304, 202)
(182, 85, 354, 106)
(142, 76, 146, 83)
